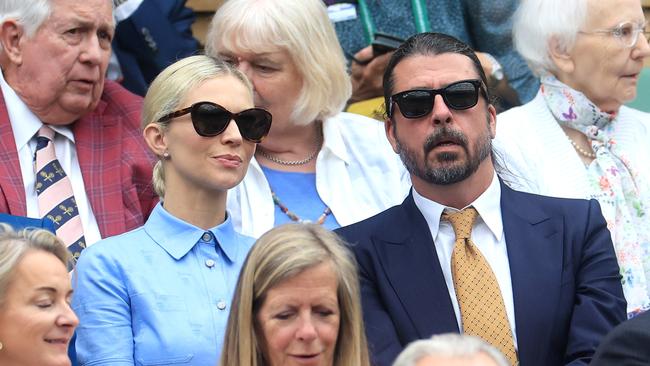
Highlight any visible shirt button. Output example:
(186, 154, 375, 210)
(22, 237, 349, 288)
(201, 232, 212, 242)
(205, 259, 215, 268)
(217, 300, 227, 310)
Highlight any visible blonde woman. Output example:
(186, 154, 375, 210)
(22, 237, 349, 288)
(72, 55, 271, 365)
(0, 224, 76, 366)
(221, 224, 370, 366)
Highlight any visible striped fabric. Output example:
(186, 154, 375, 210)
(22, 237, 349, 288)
(35, 125, 85, 264)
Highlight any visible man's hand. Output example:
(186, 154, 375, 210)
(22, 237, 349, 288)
(350, 46, 394, 103)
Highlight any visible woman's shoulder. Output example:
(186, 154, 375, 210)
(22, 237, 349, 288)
(78, 226, 148, 264)
(618, 106, 650, 128)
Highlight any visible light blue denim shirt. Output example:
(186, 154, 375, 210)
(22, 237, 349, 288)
(72, 203, 255, 366)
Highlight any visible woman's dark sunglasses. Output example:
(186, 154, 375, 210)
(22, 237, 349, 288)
(158, 101, 272, 143)
(389, 79, 486, 119)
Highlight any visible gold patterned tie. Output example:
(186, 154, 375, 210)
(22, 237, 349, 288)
(442, 207, 518, 365)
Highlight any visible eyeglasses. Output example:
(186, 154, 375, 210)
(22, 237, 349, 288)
(389, 79, 485, 119)
(158, 101, 272, 143)
(579, 21, 650, 48)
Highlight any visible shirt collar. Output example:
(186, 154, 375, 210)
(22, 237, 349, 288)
(321, 117, 351, 164)
(0, 69, 75, 148)
(144, 203, 242, 262)
(412, 172, 503, 241)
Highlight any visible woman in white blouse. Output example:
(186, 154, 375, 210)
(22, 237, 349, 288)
(206, 0, 410, 237)
(494, 0, 650, 317)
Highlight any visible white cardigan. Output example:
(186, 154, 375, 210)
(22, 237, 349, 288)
(227, 112, 411, 238)
(494, 92, 650, 201)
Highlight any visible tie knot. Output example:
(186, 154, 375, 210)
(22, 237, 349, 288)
(37, 125, 55, 140)
(36, 125, 55, 150)
(442, 207, 478, 240)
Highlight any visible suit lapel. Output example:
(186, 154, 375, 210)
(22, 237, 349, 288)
(0, 92, 27, 215)
(500, 183, 564, 364)
(73, 100, 125, 237)
(374, 194, 459, 337)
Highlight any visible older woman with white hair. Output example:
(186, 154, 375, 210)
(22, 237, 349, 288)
(206, 0, 410, 237)
(392, 334, 509, 366)
(494, 0, 650, 318)
(73, 55, 270, 365)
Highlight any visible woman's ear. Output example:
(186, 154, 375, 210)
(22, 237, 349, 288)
(548, 36, 575, 74)
(143, 123, 167, 158)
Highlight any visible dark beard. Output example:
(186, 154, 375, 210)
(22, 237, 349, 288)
(395, 125, 492, 185)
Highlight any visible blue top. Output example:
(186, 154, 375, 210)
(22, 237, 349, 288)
(0, 213, 56, 232)
(262, 166, 340, 230)
(72, 203, 255, 366)
(331, 0, 539, 104)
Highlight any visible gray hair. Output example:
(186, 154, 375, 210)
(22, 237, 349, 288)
(142, 54, 253, 198)
(392, 334, 510, 366)
(206, 0, 351, 125)
(0, 223, 70, 306)
(0, 0, 51, 41)
(512, 0, 589, 76)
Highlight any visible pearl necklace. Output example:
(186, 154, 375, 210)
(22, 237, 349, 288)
(567, 136, 596, 159)
(257, 146, 319, 166)
(257, 133, 323, 166)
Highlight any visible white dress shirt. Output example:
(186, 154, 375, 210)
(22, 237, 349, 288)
(0, 71, 102, 245)
(412, 173, 517, 346)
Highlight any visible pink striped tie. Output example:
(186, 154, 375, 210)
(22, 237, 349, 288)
(35, 125, 86, 265)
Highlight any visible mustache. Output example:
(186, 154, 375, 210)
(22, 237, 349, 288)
(423, 127, 469, 154)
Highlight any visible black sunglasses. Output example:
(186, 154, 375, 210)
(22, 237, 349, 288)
(389, 79, 486, 119)
(158, 101, 272, 143)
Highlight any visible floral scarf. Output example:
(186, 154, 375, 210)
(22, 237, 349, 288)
(541, 75, 650, 317)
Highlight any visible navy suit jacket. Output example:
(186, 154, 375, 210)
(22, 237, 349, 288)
(113, 0, 199, 96)
(336, 182, 626, 366)
(591, 310, 650, 365)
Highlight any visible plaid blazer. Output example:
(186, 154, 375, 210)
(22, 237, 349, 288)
(0, 80, 158, 238)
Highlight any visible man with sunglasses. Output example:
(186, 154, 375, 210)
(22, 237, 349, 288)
(336, 32, 626, 366)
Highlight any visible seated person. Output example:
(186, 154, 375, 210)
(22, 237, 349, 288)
(110, 0, 200, 96)
(494, 0, 650, 318)
(73, 55, 269, 365)
(327, 0, 538, 109)
(392, 334, 509, 366)
(0, 224, 77, 366)
(336, 32, 626, 366)
(591, 311, 650, 365)
(206, 0, 410, 237)
(220, 223, 370, 366)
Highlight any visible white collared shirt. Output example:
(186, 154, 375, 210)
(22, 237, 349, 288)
(412, 173, 517, 347)
(0, 71, 102, 246)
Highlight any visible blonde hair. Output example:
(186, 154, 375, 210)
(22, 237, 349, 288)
(206, 0, 351, 125)
(220, 224, 370, 366)
(141, 55, 253, 197)
(0, 223, 69, 306)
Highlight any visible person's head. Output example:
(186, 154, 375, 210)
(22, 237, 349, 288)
(221, 223, 370, 366)
(392, 334, 509, 366)
(142, 55, 270, 200)
(0, 224, 77, 366)
(513, 0, 650, 112)
(0, 0, 114, 125)
(382, 33, 496, 199)
(205, 0, 351, 130)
